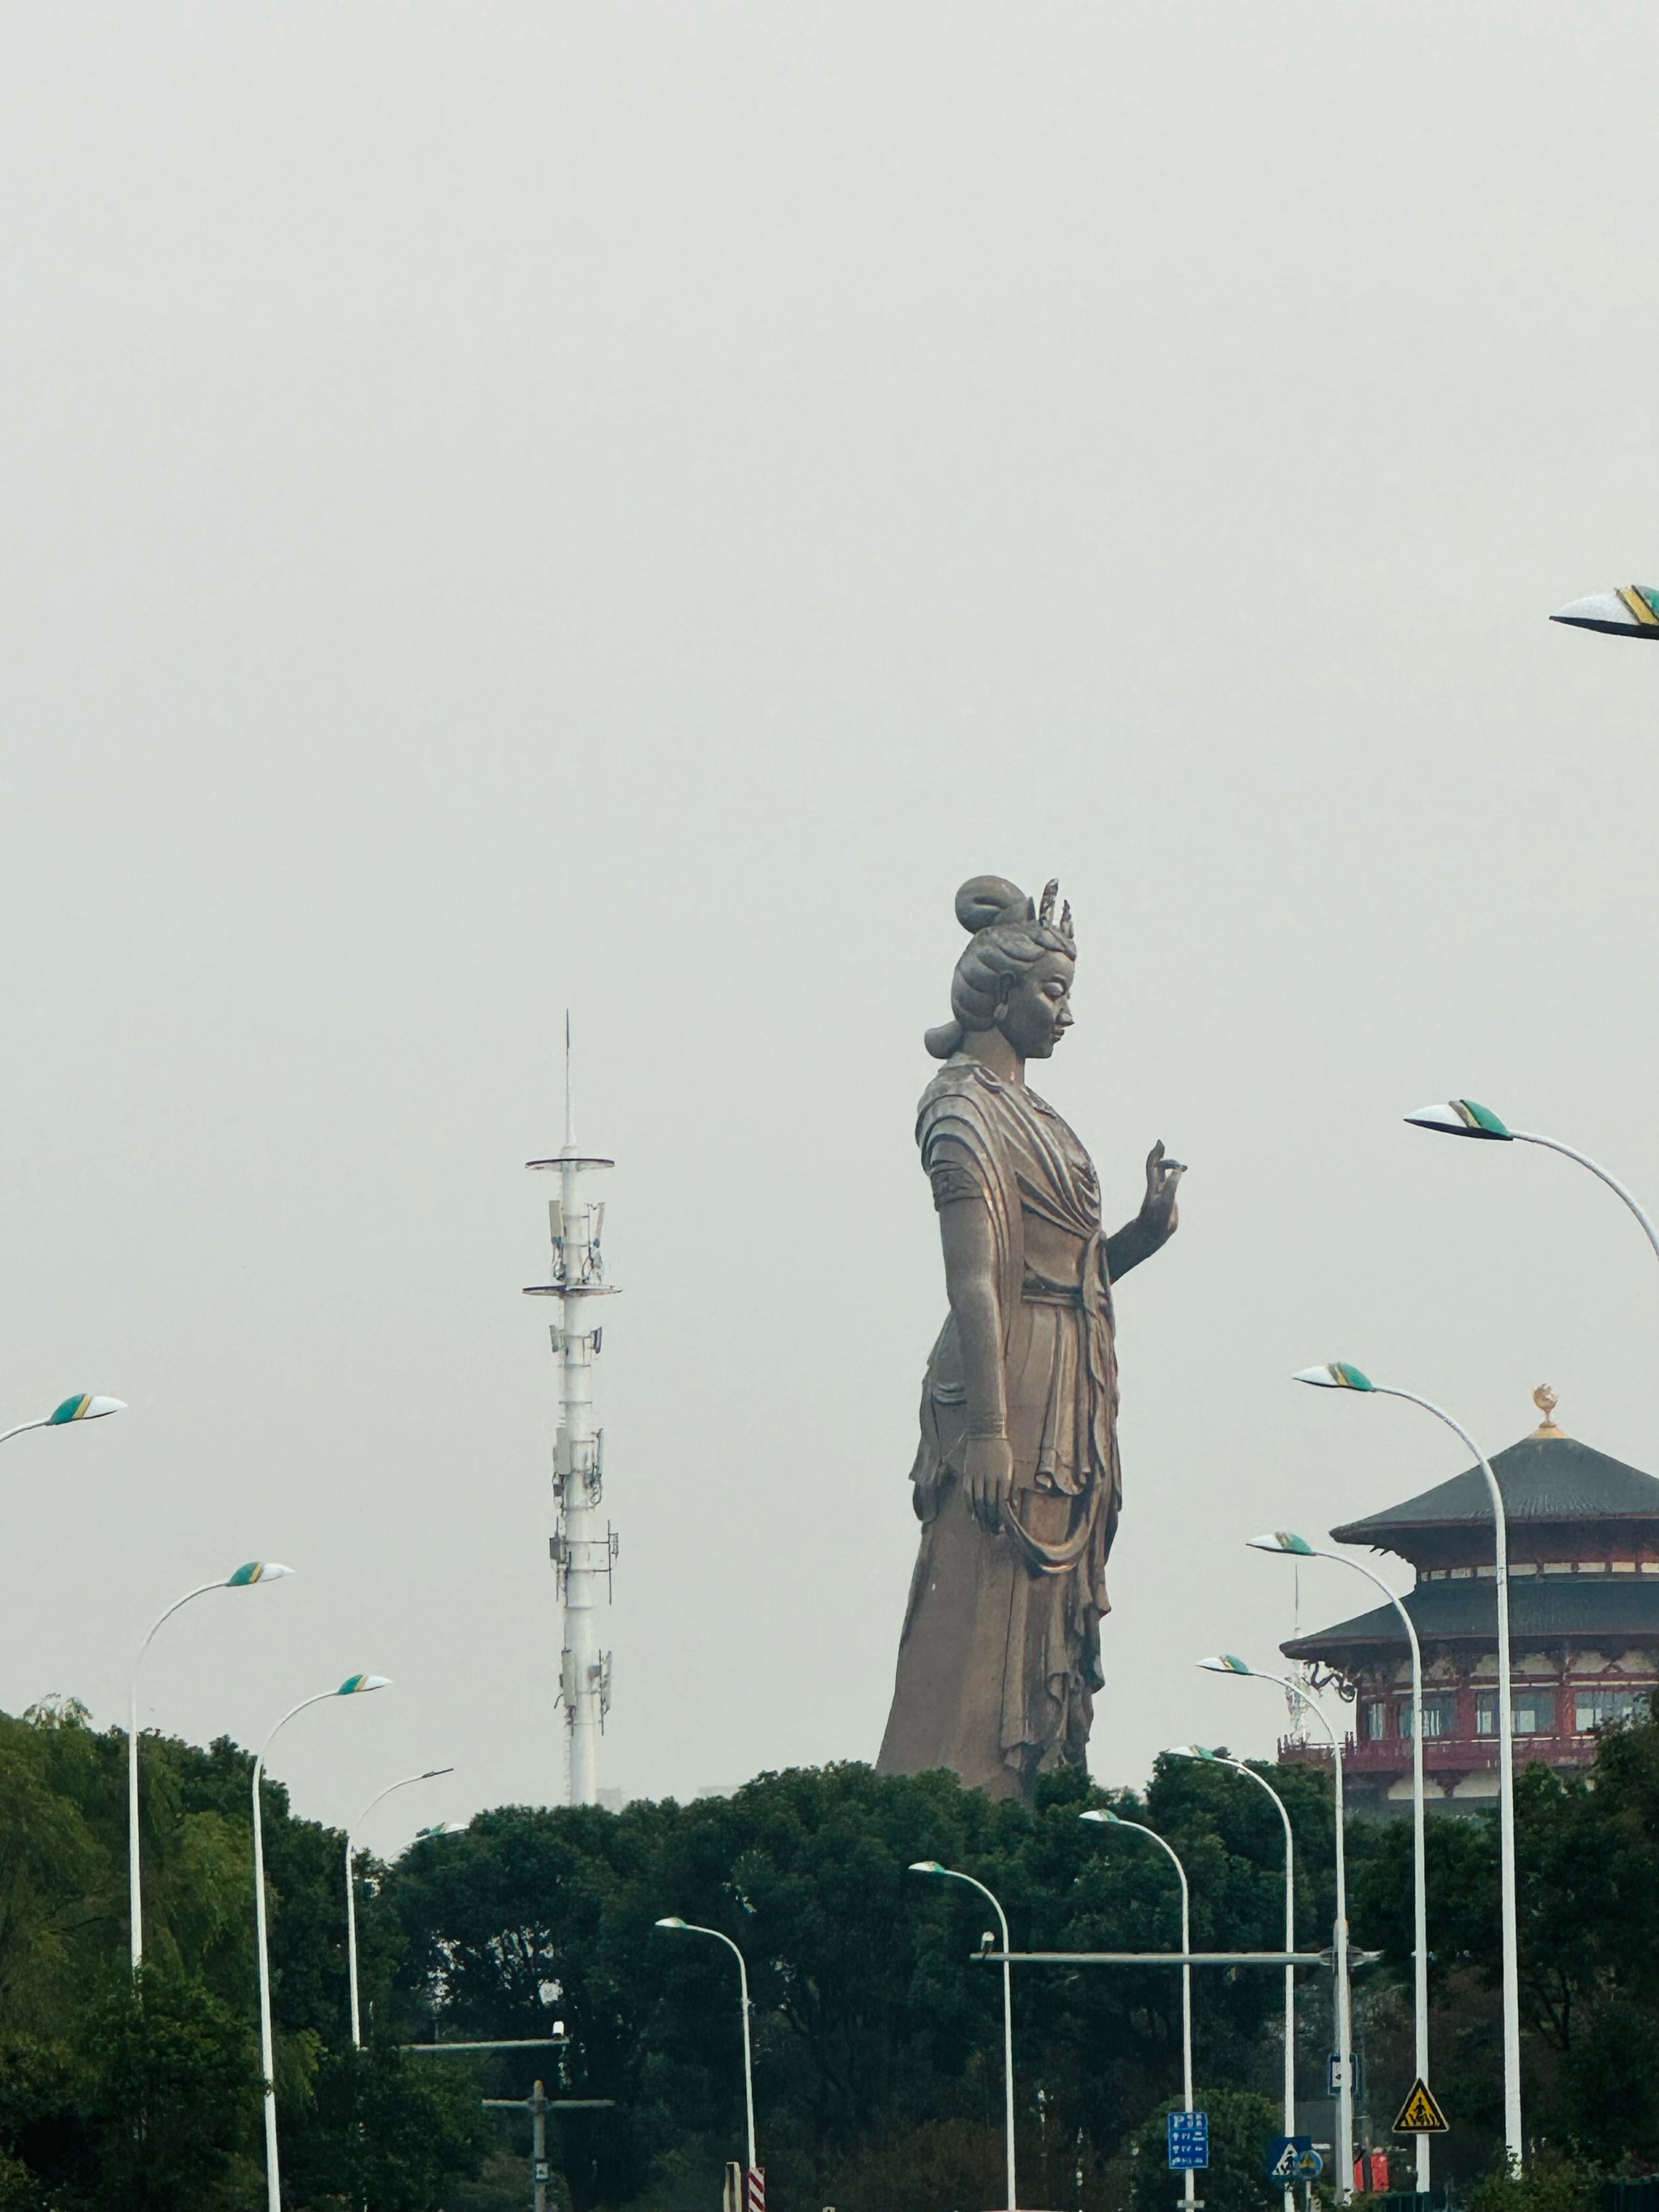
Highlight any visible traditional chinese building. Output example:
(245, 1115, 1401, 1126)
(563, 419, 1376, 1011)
(1281, 1390, 1659, 1815)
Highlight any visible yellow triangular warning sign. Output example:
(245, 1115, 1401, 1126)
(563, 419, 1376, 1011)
(1392, 2077, 1448, 2134)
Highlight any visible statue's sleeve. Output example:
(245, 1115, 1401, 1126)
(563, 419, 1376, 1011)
(926, 1137, 983, 1211)
(915, 1071, 1024, 1362)
(918, 1094, 995, 1207)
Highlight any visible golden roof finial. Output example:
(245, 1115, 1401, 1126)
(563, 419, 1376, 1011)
(1532, 1383, 1565, 1438)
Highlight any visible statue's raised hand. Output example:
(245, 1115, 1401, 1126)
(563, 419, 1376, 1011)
(1140, 1140, 1185, 1244)
(963, 1433, 1014, 1533)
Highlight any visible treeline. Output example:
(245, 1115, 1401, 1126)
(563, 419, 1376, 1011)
(2, 1698, 1658, 2210)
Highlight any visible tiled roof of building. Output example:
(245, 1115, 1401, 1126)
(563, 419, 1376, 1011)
(1283, 1571, 1659, 1662)
(1330, 1433, 1659, 1548)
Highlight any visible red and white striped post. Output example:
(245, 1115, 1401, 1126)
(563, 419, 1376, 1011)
(745, 2168, 765, 2211)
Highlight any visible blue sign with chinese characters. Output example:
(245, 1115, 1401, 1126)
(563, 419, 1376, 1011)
(1167, 2110, 1209, 2170)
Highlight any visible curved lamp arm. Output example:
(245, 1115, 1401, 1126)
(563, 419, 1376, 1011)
(0, 1394, 126, 1450)
(1404, 1100, 1659, 1266)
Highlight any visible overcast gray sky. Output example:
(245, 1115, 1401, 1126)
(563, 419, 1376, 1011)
(2, 4, 1659, 1847)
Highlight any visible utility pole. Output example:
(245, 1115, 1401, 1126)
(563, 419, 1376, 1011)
(525, 1020, 620, 1805)
(483, 2078, 553, 2212)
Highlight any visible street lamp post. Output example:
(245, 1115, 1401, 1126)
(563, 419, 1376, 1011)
(129, 1561, 293, 1971)
(1405, 1099, 1659, 1266)
(1172, 1748, 1296, 2208)
(910, 1862, 1018, 2211)
(1079, 1811, 1194, 2210)
(0, 1393, 125, 1449)
(252, 1675, 390, 2212)
(1249, 1531, 1432, 2191)
(654, 1919, 757, 2179)
(1296, 1362, 1522, 2167)
(345, 1767, 454, 2046)
(1199, 1657, 1353, 2201)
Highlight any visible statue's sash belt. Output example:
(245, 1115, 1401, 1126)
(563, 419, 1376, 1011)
(1000, 1231, 1112, 1578)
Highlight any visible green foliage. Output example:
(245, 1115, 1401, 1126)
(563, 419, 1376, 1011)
(818, 2117, 1003, 2212)
(376, 1755, 1333, 2210)
(77, 1966, 264, 2210)
(1350, 1708, 1659, 2165)
(11, 1691, 1659, 2205)
(1129, 2089, 1282, 2212)
(0, 1700, 480, 2211)
(1467, 2146, 1606, 2212)
(282, 2045, 488, 2212)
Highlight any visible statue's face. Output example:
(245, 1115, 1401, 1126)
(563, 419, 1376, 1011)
(1000, 950, 1075, 1059)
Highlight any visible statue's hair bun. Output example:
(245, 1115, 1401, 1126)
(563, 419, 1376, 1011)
(953, 875, 1027, 934)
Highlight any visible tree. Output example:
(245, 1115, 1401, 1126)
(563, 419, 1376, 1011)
(77, 1966, 264, 2211)
(1129, 2090, 1282, 2212)
(281, 2044, 486, 2212)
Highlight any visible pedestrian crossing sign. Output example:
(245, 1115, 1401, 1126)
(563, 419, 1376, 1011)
(1392, 2078, 1448, 2135)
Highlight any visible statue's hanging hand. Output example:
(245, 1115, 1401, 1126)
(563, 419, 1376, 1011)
(963, 1433, 1015, 1533)
(1140, 1139, 1184, 1245)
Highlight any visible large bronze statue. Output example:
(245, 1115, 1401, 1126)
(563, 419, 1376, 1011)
(876, 875, 1183, 1801)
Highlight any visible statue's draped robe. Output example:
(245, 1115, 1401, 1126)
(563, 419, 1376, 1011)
(876, 1059, 1120, 1799)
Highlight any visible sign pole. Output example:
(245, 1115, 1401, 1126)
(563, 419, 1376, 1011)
(531, 2080, 548, 2212)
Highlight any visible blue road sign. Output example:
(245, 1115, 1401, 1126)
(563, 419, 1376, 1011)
(1168, 2111, 1209, 2170)
(1327, 2051, 1363, 2097)
(1268, 2134, 1313, 2181)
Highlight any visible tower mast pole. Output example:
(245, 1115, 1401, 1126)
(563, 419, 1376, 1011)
(526, 1018, 617, 1806)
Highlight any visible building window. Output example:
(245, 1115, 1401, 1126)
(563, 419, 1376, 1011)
(1575, 1689, 1648, 1734)
(1363, 1701, 1387, 1740)
(1399, 1696, 1453, 1739)
(1476, 1691, 1554, 1736)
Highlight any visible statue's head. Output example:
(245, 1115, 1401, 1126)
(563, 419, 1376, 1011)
(925, 875, 1076, 1061)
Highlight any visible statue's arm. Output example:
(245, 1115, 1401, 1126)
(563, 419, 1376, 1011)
(932, 1143, 1014, 1532)
(1105, 1140, 1185, 1283)
(938, 1190, 1004, 1436)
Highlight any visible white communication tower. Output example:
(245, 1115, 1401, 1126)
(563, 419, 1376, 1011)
(524, 1023, 619, 1806)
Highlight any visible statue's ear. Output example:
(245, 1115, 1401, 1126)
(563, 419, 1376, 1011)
(993, 971, 1016, 1014)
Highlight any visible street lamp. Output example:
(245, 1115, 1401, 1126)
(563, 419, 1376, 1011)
(129, 1560, 294, 1971)
(1549, 585, 1659, 639)
(1200, 1657, 1353, 2201)
(1404, 1099, 1659, 1267)
(1249, 1531, 1431, 2192)
(345, 1767, 454, 2046)
(1295, 1362, 1522, 2167)
(1, 1393, 125, 1448)
(253, 1675, 390, 2212)
(654, 1919, 757, 2179)
(1171, 1746, 1296, 2199)
(1079, 1811, 1194, 2210)
(909, 1862, 1017, 2212)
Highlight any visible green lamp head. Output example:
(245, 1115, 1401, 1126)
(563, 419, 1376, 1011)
(1550, 587, 1659, 638)
(46, 1394, 126, 1425)
(1248, 1531, 1317, 1557)
(1294, 1363, 1374, 1391)
(1403, 1098, 1512, 1141)
(1198, 1654, 1255, 1676)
